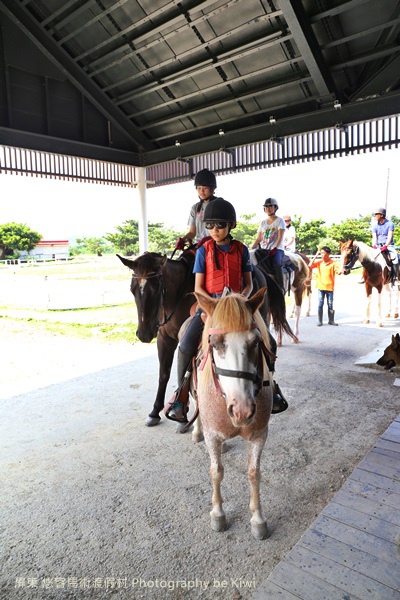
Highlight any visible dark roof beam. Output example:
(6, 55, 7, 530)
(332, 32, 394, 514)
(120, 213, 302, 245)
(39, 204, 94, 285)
(42, 0, 94, 30)
(310, 0, 373, 23)
(0, 0, 152, 151)
(57, 0, 131, 45)
(129, 58, 304, 121)
(143, 90, 400, 166)
(322, 17, 400, 49)
(85, 0, 271, 77)
(104, 14, 284, 93)
(116, 32, 289, 107)
(136, 73, 314, 127)
(74, 0, 213, 62)
(150, 91, 320, 143)
(278, 0, 339, 99)
(331, 44, 400, 72)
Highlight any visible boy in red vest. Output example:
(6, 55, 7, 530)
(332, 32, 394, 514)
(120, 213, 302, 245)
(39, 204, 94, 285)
(166, 198, 287, 423)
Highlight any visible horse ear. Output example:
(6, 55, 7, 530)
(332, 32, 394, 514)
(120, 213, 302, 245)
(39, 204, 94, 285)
(246, 287, 267, 314)
(117, 254, 137, 271)
(195, 292, 216, 316)
(161, 254, 168, 267)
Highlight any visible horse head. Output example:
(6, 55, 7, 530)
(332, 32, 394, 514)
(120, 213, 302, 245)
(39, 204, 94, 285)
(339, 238, 359, 274)
(197, 288, 270, 427)
(118, 252, 167, 343)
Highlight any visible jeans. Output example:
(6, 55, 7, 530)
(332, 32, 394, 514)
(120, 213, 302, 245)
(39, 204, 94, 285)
(318, 290, 334, 311)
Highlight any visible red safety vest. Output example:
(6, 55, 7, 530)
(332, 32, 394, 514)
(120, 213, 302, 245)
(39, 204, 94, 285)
(204, 239, 244, 295)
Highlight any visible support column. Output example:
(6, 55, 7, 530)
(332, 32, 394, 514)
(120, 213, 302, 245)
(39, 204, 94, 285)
(137, 166, 148, 254)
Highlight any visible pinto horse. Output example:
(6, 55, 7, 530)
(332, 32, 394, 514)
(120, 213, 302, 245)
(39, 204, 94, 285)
(118, 251, 296, 427)
(192, 288, 273, 539)
(280, 250, 311, 343)
(339, 239, 399, 326)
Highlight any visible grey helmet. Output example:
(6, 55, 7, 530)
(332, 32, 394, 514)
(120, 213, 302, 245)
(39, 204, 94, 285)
(374, 207, 386, 217)
(263, 197, 279, 210)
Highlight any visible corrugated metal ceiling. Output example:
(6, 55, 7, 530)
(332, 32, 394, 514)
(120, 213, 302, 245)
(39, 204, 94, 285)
(0, 0, 400, 185)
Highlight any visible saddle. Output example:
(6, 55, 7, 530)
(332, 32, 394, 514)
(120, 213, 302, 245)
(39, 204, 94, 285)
(380, 249, 397, 285)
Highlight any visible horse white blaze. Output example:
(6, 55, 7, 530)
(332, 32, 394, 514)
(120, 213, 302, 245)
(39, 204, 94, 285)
(213, 331, 258, 426)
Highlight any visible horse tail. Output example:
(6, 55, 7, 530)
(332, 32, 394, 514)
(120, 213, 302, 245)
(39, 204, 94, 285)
(263, 271, 298, 342)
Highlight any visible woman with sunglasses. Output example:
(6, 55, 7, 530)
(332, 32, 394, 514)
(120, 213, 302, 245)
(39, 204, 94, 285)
(251, 198, 286, 291)
(166, 198, 287, 423)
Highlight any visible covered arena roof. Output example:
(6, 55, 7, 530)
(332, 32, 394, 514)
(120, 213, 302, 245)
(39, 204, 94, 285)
(0, 0, 400, 186)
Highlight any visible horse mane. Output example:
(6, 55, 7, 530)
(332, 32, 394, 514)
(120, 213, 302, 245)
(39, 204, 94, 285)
(353, 240, 377, 262)
(201, 293, 270, 352)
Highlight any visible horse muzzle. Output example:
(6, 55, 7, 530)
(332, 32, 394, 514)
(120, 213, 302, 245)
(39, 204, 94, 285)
(227, 400, 256, 426)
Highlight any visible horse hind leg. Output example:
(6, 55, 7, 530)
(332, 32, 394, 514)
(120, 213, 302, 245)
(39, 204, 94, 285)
(192, 413, 204, 444)
(248, 437, 269, 540)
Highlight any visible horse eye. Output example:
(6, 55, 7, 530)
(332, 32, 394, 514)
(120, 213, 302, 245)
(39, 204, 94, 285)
(210, 333, 225, 350)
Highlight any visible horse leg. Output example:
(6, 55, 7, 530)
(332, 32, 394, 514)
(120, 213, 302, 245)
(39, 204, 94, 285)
(363, 285, 372, 324)
(377, 291, 383, 327)
(192, 413, 204, 444)
(204, 433, 227, 532)
(248, 435, 269, 540)
(292, 305, 301, 341)
(305, 287, 312, 317)
(146, 334, 177, 426)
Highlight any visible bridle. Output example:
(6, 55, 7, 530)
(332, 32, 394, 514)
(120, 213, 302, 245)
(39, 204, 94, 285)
(342, 244, 360, 271)
(131, 265, 191, 328)
(199, 322, 276, 400)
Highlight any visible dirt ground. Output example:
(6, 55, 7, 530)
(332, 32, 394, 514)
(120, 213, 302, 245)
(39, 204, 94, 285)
(1, 277, 400, 600)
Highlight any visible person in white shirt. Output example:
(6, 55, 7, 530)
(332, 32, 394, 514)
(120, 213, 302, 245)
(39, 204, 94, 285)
(282, 215, 296, 252)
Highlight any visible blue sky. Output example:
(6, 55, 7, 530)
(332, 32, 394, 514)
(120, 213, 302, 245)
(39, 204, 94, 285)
(1, 148, 399, 240)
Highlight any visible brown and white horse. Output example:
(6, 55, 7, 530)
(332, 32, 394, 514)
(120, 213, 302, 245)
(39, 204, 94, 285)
(280, 250, 311, 343)
(192, 288, 273, 540)
(339, 239, 399, 326)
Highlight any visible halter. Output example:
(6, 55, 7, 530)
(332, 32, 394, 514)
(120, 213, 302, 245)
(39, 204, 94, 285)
(131, 261, 192, 328)
(342, 244, 360, 271)
(200, 322, 276, 399)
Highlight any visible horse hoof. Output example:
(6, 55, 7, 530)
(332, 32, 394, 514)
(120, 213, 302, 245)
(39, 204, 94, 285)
(211, 515, 227, 532)
(192, 431, 204, 443)
(175, 422, 190, 434)
(145, 416, 161, 427)
(251, 521, 269, 540)
(291, 337, 299, 344)
(363, 319, 370, 324)
(395, 313, 399, 319)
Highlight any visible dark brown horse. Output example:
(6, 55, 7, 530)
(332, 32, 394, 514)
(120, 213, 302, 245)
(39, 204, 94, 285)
(118, 251, 296, 426)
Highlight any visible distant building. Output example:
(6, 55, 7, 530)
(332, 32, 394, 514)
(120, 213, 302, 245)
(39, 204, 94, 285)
(19, 239, 69, 260)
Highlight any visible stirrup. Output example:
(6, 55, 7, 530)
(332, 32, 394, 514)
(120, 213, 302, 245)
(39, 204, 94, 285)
(164, 386, 189, 423)
(272, 381, 288, 414)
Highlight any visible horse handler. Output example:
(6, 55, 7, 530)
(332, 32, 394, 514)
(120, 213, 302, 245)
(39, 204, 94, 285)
(309, 246, 340, 326)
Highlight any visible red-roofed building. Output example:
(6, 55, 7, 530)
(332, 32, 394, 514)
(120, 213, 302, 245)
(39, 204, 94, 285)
(19, 240, 69, 260)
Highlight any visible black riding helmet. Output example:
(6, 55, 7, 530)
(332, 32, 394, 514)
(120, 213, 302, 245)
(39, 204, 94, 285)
(194, 168, 217, 189)
(203, 197, 236, 228)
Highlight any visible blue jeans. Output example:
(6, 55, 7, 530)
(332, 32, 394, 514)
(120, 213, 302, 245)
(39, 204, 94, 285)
(318, 290, 334, 311)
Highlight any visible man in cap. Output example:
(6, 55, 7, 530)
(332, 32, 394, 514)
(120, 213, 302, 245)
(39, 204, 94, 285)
(372, 208, 398, 281)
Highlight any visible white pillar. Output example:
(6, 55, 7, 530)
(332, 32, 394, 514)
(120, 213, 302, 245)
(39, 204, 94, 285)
(137, 167, 148, 254)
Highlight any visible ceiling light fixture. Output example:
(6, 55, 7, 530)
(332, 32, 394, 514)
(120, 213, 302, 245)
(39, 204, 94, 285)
(175, 140, 181, 147)
(269, 116, 276, 124)
(333, 100, 341, 110)
(219, 128, 225, 136)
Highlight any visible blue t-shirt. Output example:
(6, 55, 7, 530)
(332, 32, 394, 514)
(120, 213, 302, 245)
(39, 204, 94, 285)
(372, 219, 394, 246)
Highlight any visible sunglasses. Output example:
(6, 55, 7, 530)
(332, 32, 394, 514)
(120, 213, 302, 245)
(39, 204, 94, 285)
(285, 219, 291, 222)
(205, 221, 228, 230)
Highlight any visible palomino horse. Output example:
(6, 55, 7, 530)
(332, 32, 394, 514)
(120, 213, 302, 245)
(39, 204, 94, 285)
(280, 250, 311, 343)
(339, 239, 399, 326)
(192, 288, 273, 539)
(118, 251, 296, 427)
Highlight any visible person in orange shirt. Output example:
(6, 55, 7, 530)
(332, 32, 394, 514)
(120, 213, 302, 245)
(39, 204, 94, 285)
(309, 246, 340, 326)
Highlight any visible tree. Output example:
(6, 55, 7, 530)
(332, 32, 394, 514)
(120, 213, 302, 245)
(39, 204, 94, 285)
(390, 215, 400, 247)
(0, 222, 41, 259)
(234, 214, 258, 247)
(71, 236, 113, 256)
(293, 216, 328, 253)
(105, 220, 140, 255)
(327, 215, 371, 245)
(148, 223, 180, 254)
